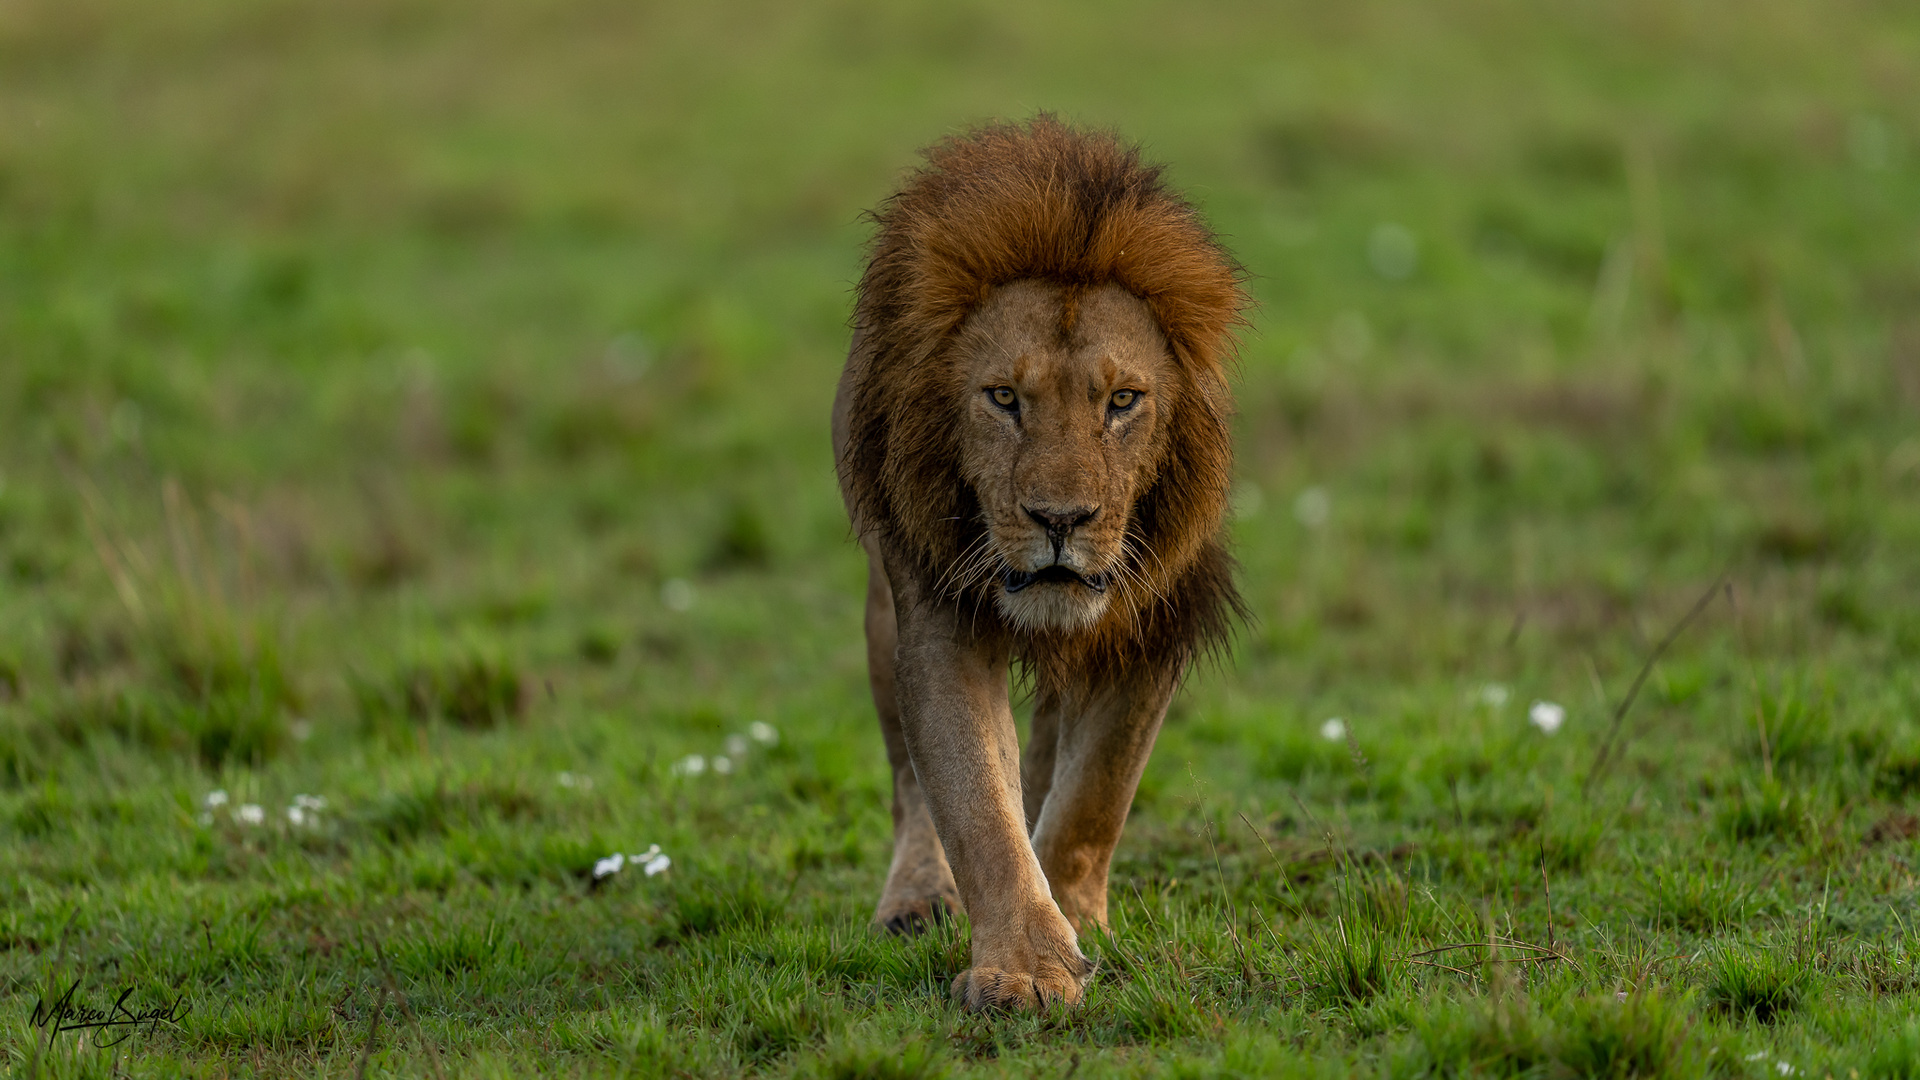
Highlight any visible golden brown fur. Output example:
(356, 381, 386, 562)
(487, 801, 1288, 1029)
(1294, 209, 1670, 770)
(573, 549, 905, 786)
(833, 116, 1249, 1009)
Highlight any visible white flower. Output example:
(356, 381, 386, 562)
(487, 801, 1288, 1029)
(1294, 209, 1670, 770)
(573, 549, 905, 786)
(236, 804, 265, 826)
(725, 734, 749, 757)
(1319, 718, 1347, 742)
(557, 772, 592, 790)
(593, 853, 625, 880)
(1478, 683, 1510, 708)
(1293, 487, 1331, 529)
(1529, 700, 1566, 735)
(748, 721, 779, 746)
(661, 578, 695, 613)
(712, 755, 733, 775)
(286, 796, 325, 827)
(635, 845, 671, 876)
(204, 790, 229, 809)
(671, 754, 707, 777)
(1777, 1064, 1795, 1077)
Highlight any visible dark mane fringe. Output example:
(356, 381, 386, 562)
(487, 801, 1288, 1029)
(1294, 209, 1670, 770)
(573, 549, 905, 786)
(841, 115, 1250, 688)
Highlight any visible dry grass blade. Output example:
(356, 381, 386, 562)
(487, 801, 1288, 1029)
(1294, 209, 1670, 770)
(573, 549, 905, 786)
(1582, 573, 1726, 797)
(1405, 958, 1479, 979)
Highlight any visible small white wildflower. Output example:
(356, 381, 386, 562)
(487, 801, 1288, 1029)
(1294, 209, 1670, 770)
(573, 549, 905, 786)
(1776, 1063, 1795, 1077)
(635, 844, 671, 876)
(1614, 990, 1628, 1002)
(1478, 683, 1510, 708)
(558, 771, 591, 789)
(294, 794, 327, 811)
(593, 853, 625, 880)
(725, 734, 749, 757)
(287, 806, 308, 827)
(205, 790, 229, 809)
(661, 578, 695, 613)
(671, 754, 707, 777)
(748, 721, 779, 746)
(236, 804, 265, 826)
(1746, 1053, 1769, 1064)
(290, 720, 313, 742)
(1529, 700, 1566, 735)
(712, 755, 733, 775)
(1293, 487, 1331, 529)
(1319, 718, 1346, 742)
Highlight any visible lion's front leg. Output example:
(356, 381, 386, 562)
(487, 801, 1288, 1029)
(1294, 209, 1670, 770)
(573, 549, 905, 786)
(857, 539, 962, 933)
(1028, 669, 1179, 931)
(889, 579, 1092, 1010)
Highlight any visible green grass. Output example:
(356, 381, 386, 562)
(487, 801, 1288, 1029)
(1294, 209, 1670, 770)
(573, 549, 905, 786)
(2, 0, 1919, 1074)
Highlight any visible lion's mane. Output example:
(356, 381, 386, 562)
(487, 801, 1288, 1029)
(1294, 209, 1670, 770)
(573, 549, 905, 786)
(841, 115, 1251, 685)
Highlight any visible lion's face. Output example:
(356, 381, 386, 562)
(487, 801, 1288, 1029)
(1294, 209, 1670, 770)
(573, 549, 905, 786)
(949, 280, 1176, 634)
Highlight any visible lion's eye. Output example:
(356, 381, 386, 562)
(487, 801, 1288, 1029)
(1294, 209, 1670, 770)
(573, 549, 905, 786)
(1110, 389, 1139, 410)
(990, 387, 1018, 409)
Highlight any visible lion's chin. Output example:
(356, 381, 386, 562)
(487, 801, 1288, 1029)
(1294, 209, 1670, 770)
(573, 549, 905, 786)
(994, 580, 1111, 635)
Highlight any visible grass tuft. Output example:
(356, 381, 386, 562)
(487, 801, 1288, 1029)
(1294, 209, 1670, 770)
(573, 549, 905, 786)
(1300, 857, 1409, 1005)
(1407, 991, 1698, 1079)
(358, 650, 527, 736)
(1640, 863, 1753, 933)
(672, 871, 784, 939)
(802, 1037, 950, 1080)
(1715, 779, 1811, 844)
(1704, 944, 1812, 1023)
(1551, 991, 1697, 1078)
(732, 991, 841, 1064)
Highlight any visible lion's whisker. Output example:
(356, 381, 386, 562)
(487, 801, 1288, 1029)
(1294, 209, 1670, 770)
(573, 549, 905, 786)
(934, 531, 996, 599)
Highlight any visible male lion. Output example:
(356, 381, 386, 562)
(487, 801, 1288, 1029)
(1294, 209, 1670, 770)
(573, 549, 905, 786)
(832, 117, 1248, 1010)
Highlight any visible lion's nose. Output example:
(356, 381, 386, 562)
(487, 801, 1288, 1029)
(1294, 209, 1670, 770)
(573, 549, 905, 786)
(1025, 505, 1098, 538)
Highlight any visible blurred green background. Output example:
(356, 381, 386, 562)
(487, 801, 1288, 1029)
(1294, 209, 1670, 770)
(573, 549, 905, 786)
(4, 0, 1914, 734)
(3, 0, 1920, 1074)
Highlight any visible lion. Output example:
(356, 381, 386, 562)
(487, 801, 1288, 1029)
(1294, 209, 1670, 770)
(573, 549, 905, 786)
(832, 116, 1249, 1010)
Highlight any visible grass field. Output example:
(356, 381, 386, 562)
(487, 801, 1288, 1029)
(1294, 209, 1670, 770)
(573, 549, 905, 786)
(3, 0, 1920, 1075)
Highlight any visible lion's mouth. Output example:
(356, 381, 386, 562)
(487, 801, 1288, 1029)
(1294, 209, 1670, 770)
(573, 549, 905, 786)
(1001, 565, 1109, 594)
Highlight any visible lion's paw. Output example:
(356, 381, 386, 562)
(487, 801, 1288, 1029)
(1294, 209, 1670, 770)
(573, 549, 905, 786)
(876, 894, 956, 937)
(949, 954, 1094, 1011)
